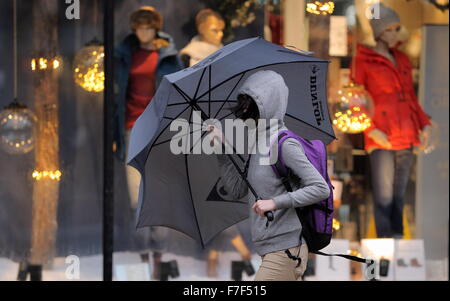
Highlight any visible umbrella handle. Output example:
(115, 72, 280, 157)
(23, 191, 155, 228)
(265, 211, 274, 227)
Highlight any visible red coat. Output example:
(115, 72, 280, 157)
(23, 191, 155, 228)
(352, 44, 431, 152)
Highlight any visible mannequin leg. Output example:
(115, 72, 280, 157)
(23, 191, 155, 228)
(125, 129, 165, 280)
(230, 235, 251, 260)
(207, 249, 219, 278)
(370, 149, 395, 237)
(125, 131, 141, 210)
(28, 265, 42, 281)
(230, 232, 254, 276)
(152, 252, 162, 280)
(17, 261, 29, 281)
(140, 253, 150, 262)
(391, 148, 415, 237)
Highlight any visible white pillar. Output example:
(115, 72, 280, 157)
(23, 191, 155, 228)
(283, 0, 308, 50)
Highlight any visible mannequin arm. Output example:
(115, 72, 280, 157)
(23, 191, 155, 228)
(367, 128, 392, 149)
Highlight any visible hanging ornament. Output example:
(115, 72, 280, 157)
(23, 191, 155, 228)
(0, 100, 37, 155)
(73, 38, 105, 93)
(1, 0, 37, 155)
(73, 0, 104, 93)
(332, 83, 373, 134)
(306, 1, 335, 15)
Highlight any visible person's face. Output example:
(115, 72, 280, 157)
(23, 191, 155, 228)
(135, 24, 156, 44)
(198, 16, 225, 46)
(379, 23, 401, 48)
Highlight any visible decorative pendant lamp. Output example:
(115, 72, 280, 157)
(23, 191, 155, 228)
(73, 38, 105, 93)
(73, 0, 104, 93)
(306, 1, 335, 15)
(0, 0, 37, 155)
(332, 83, 373, 134)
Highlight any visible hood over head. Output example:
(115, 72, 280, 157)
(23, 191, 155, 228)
(237, 70, 289, 125)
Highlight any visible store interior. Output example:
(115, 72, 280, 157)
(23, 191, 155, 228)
(0, 0, 448, 281)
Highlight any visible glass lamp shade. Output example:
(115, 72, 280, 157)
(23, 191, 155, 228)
(73, 39, 105, 93)
(0, 100, 37, 155)
(332, 83, 374, 134)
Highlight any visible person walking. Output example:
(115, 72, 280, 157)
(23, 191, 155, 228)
(207, 70, 330, 281)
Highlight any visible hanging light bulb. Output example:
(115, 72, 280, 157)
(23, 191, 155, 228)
(73, 38, 105, 93)
(306, 1, 335, 15)
(1, 0, 37, 155)
(332, 218, 341, 231)
(31, 55, 62, 71)
(0, 100, 37, 155)
(32, 169, 62, 181)
(332, 83, 374, 134)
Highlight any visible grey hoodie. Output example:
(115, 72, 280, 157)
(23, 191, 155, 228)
(216, 70, 330, 256)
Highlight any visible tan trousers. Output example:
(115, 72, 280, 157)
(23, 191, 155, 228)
(254, 244, 309, 281)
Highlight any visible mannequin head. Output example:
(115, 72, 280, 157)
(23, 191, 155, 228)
(377, 23, 401, 48)
(196, 9, 225, 46)
(369, 3, 401, 48)
(130, 6, 163, 45)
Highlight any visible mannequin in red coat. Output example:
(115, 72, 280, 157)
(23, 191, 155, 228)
(353, 3, 431, 238)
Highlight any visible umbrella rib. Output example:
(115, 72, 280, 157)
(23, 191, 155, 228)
(195, 61, 329, 101)
(207, 199, 247, 205)
(174, 84, 194, 104)
(169, 90, 245, 161)
(162, 116, 204, 126)
(196, 100, 237, 103)
(172, 85, 244, 164)
(184, 154, 205, 248)
(218, 110, 235, 121)
(208, 65, 211, 117)
(285, 113, 336, 140)
(167, 102, 190, 107)
(213, 72, 245, 119)
(144, 105, 192, 158)
(152, 127, 205, 148)
(193, 67, 207, 102)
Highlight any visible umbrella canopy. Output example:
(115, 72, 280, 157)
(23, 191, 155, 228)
(127, 37, 335, 247)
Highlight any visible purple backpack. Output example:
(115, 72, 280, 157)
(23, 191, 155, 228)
(271, 130, 368, 263)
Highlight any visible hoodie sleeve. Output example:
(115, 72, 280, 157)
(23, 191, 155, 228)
(272, 138, 330, 209)
(216, 155, 249, 200)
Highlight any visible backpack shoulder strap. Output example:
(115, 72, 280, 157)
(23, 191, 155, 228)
(271, 130, 297, 192)
(313, 251, 373, 264)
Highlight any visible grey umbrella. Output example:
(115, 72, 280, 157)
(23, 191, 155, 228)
(127, 37, 335, 247)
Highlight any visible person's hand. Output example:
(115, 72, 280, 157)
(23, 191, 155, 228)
(252, 199, 276, 217)
(205, 124, 225, 148)
(367, 129, 392, 149)
(419, 125, 432, 151)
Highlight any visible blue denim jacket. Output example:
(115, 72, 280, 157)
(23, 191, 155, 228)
(114, 31, 183, 162)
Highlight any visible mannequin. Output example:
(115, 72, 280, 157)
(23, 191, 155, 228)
(180, 9, 225, 68)
(353, 3, 432, 238)
(180, 9, 254, 278)
(114, 6, 183, 280)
